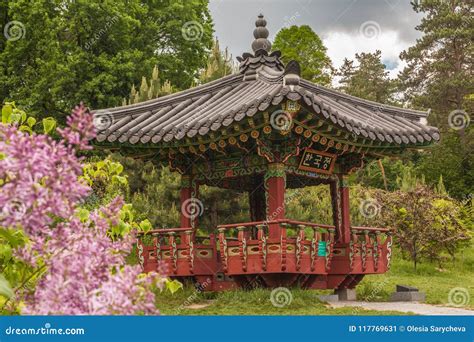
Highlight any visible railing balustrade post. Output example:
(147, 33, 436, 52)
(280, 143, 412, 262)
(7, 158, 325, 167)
(296, 224, 305, 271)
(373, 231, 380, 271)
(280, 222, 288, 271)
(217, 228, 228, 272)
(349, 229, 358, 271)
(237, 226, 247, 272)
(386, 232, 393, 270)
(185, 230, 194, 273)
(325, 228, 335, 271)
(256, 224, 267, 271)
(153, 233, 162, 263)
(168, 232, 177, 274)
(361, 230, 369, 271)
(310, 228, 319, 271)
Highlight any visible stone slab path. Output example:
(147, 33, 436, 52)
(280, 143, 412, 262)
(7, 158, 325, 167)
(330, 301, 474, 315)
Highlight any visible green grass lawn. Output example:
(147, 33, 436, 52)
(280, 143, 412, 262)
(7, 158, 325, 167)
(356, 246, 474, 309)
(155, 287, 407, 315)
(155, 245, 474, 315)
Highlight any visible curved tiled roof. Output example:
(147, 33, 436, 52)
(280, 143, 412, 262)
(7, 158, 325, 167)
(94, 15, 439, 148)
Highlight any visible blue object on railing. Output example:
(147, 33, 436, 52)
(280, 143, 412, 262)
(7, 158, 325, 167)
(318, 241, 327, 256)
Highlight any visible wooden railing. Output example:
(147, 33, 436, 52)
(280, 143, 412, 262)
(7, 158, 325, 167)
(216, 219, 337, 272)
(137, 227, 195, 274)
(136, 222, 391, 274)
(349, 226, 392, 271)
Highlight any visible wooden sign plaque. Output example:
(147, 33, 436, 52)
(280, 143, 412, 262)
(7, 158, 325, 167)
(298, 148, 337, 174)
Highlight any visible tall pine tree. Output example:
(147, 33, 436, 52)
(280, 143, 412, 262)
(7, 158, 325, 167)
(337, 50, 395, 104)
(398, 0, 473, 128)
(123, 66, 175, 105)
(399, 0, 473, 199)
(199, 38, 236, 84)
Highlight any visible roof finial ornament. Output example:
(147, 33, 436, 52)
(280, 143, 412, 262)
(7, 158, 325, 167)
(236, 14, 285, 77)
(252, 14, 271, 54)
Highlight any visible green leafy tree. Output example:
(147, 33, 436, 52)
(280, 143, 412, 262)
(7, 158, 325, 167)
(272, 25, 333, 85)
(337, 50, 395, 103)
(0, 0, 213, 121)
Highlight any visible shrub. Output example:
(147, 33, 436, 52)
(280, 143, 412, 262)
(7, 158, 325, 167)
(374, 185, 471, 269)
(0, 104, 163, 314)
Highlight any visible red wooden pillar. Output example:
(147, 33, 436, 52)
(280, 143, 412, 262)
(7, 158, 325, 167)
(333, 174, 351, 244)
(180, 175, 192, 229)
(180, 175, 199, 239)
(265, 163, 286, 239)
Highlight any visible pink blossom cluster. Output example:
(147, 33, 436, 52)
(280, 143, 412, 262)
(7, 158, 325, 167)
(1, 105, 161, 315)
(23, 198, 161, 315)
(57, 104, 96, 150)
(0, 121, 89, 234)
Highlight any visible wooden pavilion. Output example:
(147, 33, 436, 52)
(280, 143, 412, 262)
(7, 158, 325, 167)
(94, 15, 440, 291)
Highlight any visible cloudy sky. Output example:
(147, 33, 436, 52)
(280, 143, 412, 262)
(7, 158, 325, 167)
(209, 0, 424, 81)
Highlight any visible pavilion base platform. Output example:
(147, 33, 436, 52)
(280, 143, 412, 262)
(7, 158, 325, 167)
(137, 219, 392, 292)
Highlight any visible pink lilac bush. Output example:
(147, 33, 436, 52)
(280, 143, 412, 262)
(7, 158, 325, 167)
(0, 118, 89, 234)
(0, 104, 161, 315)
(23, 198, 163, 315)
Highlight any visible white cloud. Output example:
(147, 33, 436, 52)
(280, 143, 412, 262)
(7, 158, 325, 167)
(323, 29, 411, 86)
